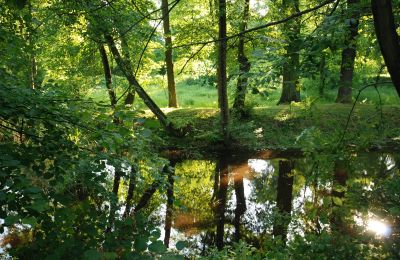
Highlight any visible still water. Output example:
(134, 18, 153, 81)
(148, 151, 399, 253)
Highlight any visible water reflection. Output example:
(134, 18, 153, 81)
(158, 152, 399, 251)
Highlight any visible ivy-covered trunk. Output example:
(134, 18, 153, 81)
(278, 0, 301, 105)
(233, 0, 251, 115)
(335, 0, 360, 103)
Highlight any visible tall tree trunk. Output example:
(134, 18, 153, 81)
(233, 0, 251, 115)
(27, 1, 37, 90)
(120, 36, 136, 105)
(336, 0, 360, 103)
(273, 160, 294, 243)
(98, 45, 117, 107)
(371, 0, 400, 97)
(104, 34, 178, 135)
(278, 0, 301, 104)
(164, 161, 176, 247)
(217, 0, 230, 144)
(233, 170, 246, 242)
(215, 158, 228, 250)
(161, 0, 178, 108)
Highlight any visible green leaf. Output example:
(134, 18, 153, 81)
(332, 197, 343, 206)
(83, 249, 101, 260)
(103, 252, 118, 260)
(134, 237, 148, 252)
(148, 241, 167, 254)
(175, 241, 188, 251)
(160, 255, 185, 260)
(21, 217, 37, 228)
(4, 215, 19, 225)
(30, 199, 49, 212)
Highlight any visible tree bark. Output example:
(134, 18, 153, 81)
(120, 36, 136, 105)
(123, 167, 136, 218)
(319, 53, 326, 97)
(164, 161, 176, 247)
(104, 34, 178, 135)
(233, 0, 251, 115)
(161, 0, 178, 108)
(278, 0, 301, 104)
(98, 45, 117, 107)
(273, 160, 294, 243)
(336, 0, 360, 103)
(371, 0, 400, 97)
(106, 170, 122, 233)
(217, 0, 230, 144)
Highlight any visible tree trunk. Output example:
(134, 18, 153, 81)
(233, 170, 246, 242)
(98, 45, 117, 107)
(233, 0, 251, 115)
(161, 0, 178, 108)
(164, 161, 176, 247)
(336, 0, 360, 103)
(106, 170, 122, 233)
(371, 0, 400, 97)
(215, 158, 228, 250)
(278, 0, 301, 104)
(217, 0, 230, 144)
(319, 53, 326, 97)
(120, 36, 136, 105)
(273, 160, 294, 243)
(104, 34, 178, 135)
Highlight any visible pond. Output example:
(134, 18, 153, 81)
(147, 150, 399, 255)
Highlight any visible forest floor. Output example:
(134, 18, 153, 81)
(147, 104, 400, 158)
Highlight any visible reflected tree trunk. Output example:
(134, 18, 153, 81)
(273, 160, 294, 243)
(335, 0, 360, 103)
(123, 166, 137, 218)
(330, 160, 349, 233)
(106, 170, 122, 233)
(164, 161, 176, 248)
(233, 170, 246, 242)
(215, 157, 229, 250)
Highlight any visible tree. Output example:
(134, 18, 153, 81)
(278, 0, 301, 104)
(217, 0, 230, 143)
(371, 0, 400, 97)
(161, 0, 178, 107)
(232, 0, 251, 115)
(335, 0, 360, 103)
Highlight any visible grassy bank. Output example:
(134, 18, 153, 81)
(149, 104, 400, 155)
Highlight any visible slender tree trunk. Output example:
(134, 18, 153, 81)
(233, 0, 251, 115)
(336, 0, 360, 103)
(278, 0, 301, 104)
(164, 161, 176, 247)
(104, 34, 178, 135)
(371, 0, 400, 97)
(215, 157, 228, 250)
(217, 0, 230, 144)
(27, 1, 37, 90)
(319, 53, 326, 97)
(233, 170, 246, 242)
(273, 160, 294, 243)
(132, 180, 161, 214)
(98, 45, 117, 107)
(161, 0, 178, 108)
